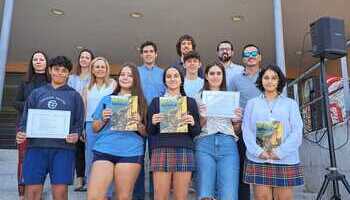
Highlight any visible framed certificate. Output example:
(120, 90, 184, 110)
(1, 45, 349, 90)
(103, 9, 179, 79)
(202, 91, 240, 118)
(26, 109, 71, 138)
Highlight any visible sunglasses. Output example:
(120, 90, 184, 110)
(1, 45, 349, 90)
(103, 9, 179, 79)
(243, 50, 258, 58)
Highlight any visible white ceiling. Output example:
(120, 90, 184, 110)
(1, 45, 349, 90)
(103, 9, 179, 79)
(3, 0, 350, 74)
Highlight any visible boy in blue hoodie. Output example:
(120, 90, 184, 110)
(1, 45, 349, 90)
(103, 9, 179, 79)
(16, 56, 85, 200)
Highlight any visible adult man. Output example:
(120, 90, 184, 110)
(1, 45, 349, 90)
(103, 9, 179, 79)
(183, 51, 204, 97)
(16, 56, 85, 200)
(172, 34, 204, 78)
(216, 40, 244, 91)
(232, 44, 263, 200)
(136, 41, 166, 199)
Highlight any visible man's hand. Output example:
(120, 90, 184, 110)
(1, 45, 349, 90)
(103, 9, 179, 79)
(66, 133, 79, 143)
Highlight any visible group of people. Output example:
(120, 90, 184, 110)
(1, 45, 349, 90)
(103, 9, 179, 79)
(14, 34, 304, 200)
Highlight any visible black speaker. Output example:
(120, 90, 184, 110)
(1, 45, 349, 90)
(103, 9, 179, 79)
(310, 17, 347, 59)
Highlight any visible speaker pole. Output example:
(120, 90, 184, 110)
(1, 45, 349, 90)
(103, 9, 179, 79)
(316, 57, 350, 200)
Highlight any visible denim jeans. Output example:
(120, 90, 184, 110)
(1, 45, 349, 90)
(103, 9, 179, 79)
(195, 133, 240, 200)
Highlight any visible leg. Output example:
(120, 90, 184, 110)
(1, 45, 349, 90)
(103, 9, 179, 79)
(17, 140, 27, 199)
(51, 184, 68, 200)
(75, 139, 86, 190)
(22, 148, 49, 200)
(272, 187, 293, 200)
(237, 138, 251, 200)
(85, 122, 97, 183)
(172, 172, 192, 200)
(25, 185, 43, 200)
(153, 172, 172, 200)
(216, 136, 240, 200)
(195, 137, 216, 199)
(87, 161, 114, 200)
(133, 138, 146, 199)
(253, 185, 273, 200)
(114, 163, 141, 200)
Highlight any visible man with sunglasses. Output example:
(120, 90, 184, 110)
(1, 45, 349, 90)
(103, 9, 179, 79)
(231, 44, 263, 200)
(216, 40, 244, 91)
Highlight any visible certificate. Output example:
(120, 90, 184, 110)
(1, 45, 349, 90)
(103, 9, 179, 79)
(202, 90, 240, 118)
(26, 109, 71, 138)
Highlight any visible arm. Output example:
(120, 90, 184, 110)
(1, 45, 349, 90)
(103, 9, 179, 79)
(146, 98, 160, 135)
(13, 82, 25, 113)
(71, 93, 85, 136)
(242, 100, 264, 158)
(188, 98, 201, 137)
(274, 100, 303, 159)
(92, 97, 109, 133)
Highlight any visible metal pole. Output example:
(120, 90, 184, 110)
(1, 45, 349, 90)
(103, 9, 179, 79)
(340, 56, 350, 117)
(319, 57, 340, 198)
(0, 0, 15, 110)
(273, 0, 286, 74)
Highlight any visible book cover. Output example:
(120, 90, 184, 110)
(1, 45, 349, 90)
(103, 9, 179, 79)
(110, 95, 138, 131)
(159, 96, 188, 133)
(256, 121, 283, 152)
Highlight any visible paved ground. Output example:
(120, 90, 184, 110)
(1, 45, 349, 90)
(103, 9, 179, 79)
(0, 149, 317, 200)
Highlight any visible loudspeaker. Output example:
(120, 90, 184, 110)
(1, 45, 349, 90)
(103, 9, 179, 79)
(310, 17, 347, 59)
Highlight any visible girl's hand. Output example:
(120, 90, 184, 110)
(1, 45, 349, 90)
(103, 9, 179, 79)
(258, 151, 270, 160)
(16, 132, 26, 144)
(198, 104, 207, 118)
(269, 151, 280, 160)
(231, 107, 243, 123)
(102, 108, 112, 122)
(152, 113, 164, 125)
(182, 114, 195, 126)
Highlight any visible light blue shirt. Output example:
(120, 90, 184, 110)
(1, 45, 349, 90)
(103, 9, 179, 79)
(184, 77, 204, 97)
(67, 74, 90, 95)
(232, 71, 261, 109)
(225, 62, 244, 91)
(92, 95, 144, 156)
(242, 95, 303, 165)
(138, 65, 166, 105)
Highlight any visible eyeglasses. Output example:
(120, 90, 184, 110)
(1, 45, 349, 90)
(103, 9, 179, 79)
(243, 50, 258, 58)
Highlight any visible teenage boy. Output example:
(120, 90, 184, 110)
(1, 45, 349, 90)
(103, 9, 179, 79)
(183, 51, 204, 97)
(16, 56, 85, 200)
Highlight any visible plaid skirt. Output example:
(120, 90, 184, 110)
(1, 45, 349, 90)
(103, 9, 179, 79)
(243, 159, 304, 187)
(151, 147, 195, 172)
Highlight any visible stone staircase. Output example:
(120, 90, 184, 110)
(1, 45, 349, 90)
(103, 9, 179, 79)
(0, 109, 17, 149)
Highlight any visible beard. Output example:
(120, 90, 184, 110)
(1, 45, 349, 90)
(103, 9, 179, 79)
(219, 53, 231, 62)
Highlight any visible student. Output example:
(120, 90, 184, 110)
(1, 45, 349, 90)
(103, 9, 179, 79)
(137, 41, 166, 199)
(16, 56, 85, 200)
(87, 63, 147, 200)
(14, 50, 49, 200)
(243, 64, 304, 200)
(82, 57, 117, 188)
(194, 62, 242, 200)
(183, 51, 204, 98)
(171, 34, 204, 78)
(67, 48, 95, 191)
(147, 66, 201, 200)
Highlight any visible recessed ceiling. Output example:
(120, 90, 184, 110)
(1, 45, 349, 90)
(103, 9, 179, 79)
(2, 0, 350, 75)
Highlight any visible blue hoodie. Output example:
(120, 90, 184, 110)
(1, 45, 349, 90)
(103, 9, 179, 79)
(18, 83, 85, 150)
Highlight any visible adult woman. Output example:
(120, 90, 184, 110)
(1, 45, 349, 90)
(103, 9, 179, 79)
(14, 50, 49, 200)
(194, 62, 242, 200)
(82, 57, 117, 186)
(67, 48, 95, 191)
(147, 66, 201, 200)
(87, 63, 147, 200)
(243, 64, 304, 200)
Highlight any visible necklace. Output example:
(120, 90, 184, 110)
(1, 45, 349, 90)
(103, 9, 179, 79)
(264, 95, 279, 114)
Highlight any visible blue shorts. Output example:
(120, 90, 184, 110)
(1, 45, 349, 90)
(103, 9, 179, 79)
(93, 150, 143, 165)
(23, 148, 75, 185)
